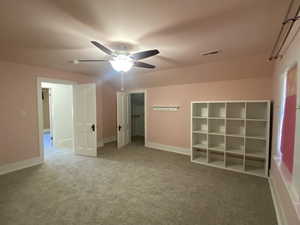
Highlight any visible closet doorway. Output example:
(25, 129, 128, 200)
(117, 90, 147, 148)
(130, 93, 145, 145)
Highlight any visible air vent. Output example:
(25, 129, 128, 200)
(202, 50, 221, 56)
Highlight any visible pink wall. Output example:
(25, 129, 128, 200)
(102, 83, 117, 139)
(0, 61, 96, 165)
(147, 76, 273, 149)
(124, 53, 274, 89)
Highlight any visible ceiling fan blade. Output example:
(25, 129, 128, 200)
(71, 59, 108, 64)
(91, 41, 113, 55)
(78, 59, 107, 62)
(130, 49, 159, 60)
(134, 61, 155, 69)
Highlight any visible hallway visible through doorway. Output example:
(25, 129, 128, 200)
(41, 82, 74, 158)
(43, 131, 52, 155)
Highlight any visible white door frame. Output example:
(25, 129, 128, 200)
(128, 89, 147, 146)
(48, 88, 53, 138)
(37, 77, 76, 162)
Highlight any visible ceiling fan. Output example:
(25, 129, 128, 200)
(72, 41, 160, 72)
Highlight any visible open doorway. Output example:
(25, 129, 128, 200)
(130, 93, 145, 145)
(41, 82, 74, 158)
(117, 90, 147, 148)
(38, 78, 98, 160)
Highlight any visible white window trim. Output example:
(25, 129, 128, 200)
(274, 63, 300, 219)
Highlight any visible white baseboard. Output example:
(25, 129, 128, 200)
(97, 140, 104, 148)
(103, 136, 117, 144)
(76, 149, 97, 157)
(146, 142, 190, 156)
(97, 136, 117, 147)
(269, 177, 288, 225)
(97, 136, 117, 148)
(0, 157, 43, 176)
(55, 138, 73, 149)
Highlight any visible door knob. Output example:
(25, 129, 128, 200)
(118, 125, 122, 131)
(91, 124, 95, 132)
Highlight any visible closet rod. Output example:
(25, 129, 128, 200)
(269, 0, 300, 60)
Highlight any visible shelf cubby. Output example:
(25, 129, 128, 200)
(227, 102, 246, 119)
(193, 103, 208, 117)
(209, 103, 226, 118)
(192, 118, 207, 133)
(208, 119, 225, 134)
(208, 134, 225, 151)
(226, 136, 244, 155)
(192, 133, 207, 149)
(246, 120, 267, 139)
(208, 151, 225, 167)
(192, 148, 207, 163)
(245, 156, 266, 176)
(226, 153, 244, 171)
(245, 138, 266, 158)
(226, 120, 245, 136)
(246, 102, 268, 120)
(191, 101, 270, 178)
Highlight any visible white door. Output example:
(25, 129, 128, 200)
(117, 91, 130, 148)
(51, 84, 73, 149)
(74, 83, 97, 157)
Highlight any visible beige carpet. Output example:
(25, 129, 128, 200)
(0, 142, 277, 225)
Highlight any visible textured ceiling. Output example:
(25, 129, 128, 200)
(0, 0, 288, 83)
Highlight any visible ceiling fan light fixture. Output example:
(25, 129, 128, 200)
(110, 55, 133, 72)
(73, 41, 158, 71)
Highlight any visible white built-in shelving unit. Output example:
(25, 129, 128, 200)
(191, 101, 270, 177)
